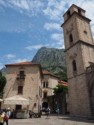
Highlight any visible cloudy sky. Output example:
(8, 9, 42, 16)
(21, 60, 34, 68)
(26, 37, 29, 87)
(0, 0, 94, 69)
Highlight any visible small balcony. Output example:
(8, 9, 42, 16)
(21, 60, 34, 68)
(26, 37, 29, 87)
(16, 74, 26, 80)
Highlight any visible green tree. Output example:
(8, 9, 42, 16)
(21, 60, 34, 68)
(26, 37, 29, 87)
(55, 71, 68, 82)
(53, 84, 68, 94)
(0, 71, 6, 97)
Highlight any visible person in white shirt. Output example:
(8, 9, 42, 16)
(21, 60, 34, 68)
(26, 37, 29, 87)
(46, 107, 50, 118)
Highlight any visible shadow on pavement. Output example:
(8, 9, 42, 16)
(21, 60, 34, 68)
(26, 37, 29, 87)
(58, 115, 94, 124)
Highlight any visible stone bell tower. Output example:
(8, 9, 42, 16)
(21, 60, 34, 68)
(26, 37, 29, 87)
(61, 4, 94, 117)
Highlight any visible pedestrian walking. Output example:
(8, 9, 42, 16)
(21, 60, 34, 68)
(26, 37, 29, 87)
(56, 108, 60, 116)
(46, 107, 50, 118)
(11, 109, 15, 119)
(6, 108, 11, 118)
(4, 107, 11, 125)
(0, 112, 5, 125)
(4, 113, 9, 125)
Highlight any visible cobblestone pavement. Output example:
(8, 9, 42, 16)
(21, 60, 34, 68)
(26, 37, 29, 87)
(8, 115, 94, 125)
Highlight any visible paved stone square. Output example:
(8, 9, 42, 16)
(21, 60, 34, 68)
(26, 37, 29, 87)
(8, 115, 94, 125)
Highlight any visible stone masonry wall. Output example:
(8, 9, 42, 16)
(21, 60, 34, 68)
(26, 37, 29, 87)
(3, 65, 42, 113)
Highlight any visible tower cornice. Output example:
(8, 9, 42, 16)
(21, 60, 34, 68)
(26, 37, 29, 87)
(63, 4, 85, 17)
(64, 40, 94, 52)
(61, 12, 91, 27)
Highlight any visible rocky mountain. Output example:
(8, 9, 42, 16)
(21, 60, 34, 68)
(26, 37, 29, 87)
(1, 47, 67, 81)
(32, 47, 67, 81)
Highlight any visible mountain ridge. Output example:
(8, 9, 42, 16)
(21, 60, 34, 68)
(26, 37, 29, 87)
(32, 47, 65, 67)
(32, 47, 67, 81)
(1, 47, 67, 81)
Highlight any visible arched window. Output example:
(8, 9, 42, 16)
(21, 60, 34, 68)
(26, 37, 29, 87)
(69, 34, 73, 45)
(72, 60, 77, 71)
(78, 9, 81, 15)
(67, 10, 71, 17)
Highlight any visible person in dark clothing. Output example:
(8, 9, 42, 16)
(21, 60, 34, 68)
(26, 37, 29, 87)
(4, 108, 11, 125)
(56, 108, 60, 116)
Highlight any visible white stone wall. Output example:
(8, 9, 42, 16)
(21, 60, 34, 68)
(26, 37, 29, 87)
(42, 75, 58, 97)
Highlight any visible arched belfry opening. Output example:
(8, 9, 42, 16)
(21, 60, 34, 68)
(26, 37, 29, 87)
(69, 34, 73, 45)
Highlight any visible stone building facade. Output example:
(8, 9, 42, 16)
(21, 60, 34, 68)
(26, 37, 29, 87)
(48, 80, 68, 114)
(48, 92, 66, 114)
(86, 64, 94, 116)
(61, 4, 94, 117)
(42, 70, 59, 109)
(3, 62, 59, 113)
(3, 62, 42, 113)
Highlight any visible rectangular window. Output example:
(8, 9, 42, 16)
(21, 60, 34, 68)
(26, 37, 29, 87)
(43, 81, 48, 88)
(43, 82, 45, 88)
(20, 71, 25, 79)
(20, 71, 24, 75)
(46, 82, 48, 88)
(18, 86, 23, 94)
(16, 105, 22, 110)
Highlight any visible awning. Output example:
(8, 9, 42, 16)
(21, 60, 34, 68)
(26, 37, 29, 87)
(4, 95, 30, 105)
(0, 99, 3, 102)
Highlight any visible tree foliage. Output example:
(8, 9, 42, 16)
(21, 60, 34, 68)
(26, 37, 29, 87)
(53, 84, 68, 94)
(55, 71, 68, 82)
(0, 71, 6, 96)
